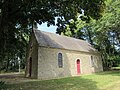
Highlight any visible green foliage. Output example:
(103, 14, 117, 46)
(0, 0, 105, 71)
(0, 81, 5, 89)
(90, 0, 120, 69)
(61, 0, 120, 70)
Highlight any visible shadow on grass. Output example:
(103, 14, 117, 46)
(5, 76, 99, 90)
(2, 71, 120, 90)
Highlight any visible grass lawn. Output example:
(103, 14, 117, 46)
(1, 71, 120, 90)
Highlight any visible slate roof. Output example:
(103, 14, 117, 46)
(33, 29, 98, 53)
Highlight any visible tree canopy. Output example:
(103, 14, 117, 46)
(0, 0, 105, 71)
(61, 0, 120, 70)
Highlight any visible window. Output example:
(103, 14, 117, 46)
(91, 56, 94, 67)
(58, 53, 63, 68)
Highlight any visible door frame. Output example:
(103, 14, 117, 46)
(29, 57, 32, 77)
(76, 59, 81, 75)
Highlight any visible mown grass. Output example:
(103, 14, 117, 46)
(2, 71, 120, 90)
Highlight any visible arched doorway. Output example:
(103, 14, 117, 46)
(76, 59, 81, 75)
(29, 57, 32, 77)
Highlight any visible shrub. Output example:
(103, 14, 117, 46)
(0, 81, 5, 89)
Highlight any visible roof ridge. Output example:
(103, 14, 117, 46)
(35, 29, 87, 43)
(33, 29, 98, 53)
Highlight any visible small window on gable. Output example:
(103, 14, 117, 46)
(91, 56, 94, 67)
(58, 53, 63, 68)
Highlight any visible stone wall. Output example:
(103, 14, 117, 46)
(25, 33, 38, 79)
(37, 47, 103, 80)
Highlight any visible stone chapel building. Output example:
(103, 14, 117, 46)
(25, 29, 103, 80)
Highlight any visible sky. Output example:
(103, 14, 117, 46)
(38, 23, 57, 33)
(37, 17, 58, 33)
(37, 10, 84, 34)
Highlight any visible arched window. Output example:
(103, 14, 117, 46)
(58, 53, 63, 68)
(91, 56, 94, 67)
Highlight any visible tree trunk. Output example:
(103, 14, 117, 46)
(0, 0, 9, 71)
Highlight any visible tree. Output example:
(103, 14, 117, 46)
(0, 0, 105, 71)
(61, 0, 120, 70)
(93, 0, 120, 69)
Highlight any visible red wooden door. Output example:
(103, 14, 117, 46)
(77, 59, 81, 74)
(29, 57, 32, 77)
